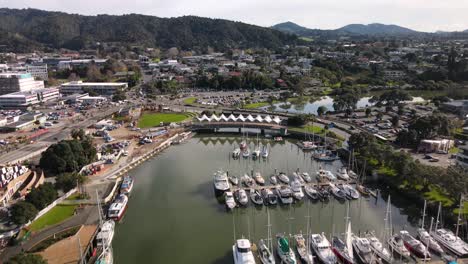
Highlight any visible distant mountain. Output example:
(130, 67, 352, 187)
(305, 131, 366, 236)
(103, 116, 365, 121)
(0, 8, 297, 52)
(336, 23, 419, 35)
(272, 21, 311, 34)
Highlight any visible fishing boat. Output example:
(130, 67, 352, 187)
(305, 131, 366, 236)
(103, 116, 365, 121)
(304, 185, 319, 200)
(301, 172, 312, 183)
(340, 184, 360, 200)
(233, 148, 241, 158)
(317, 169, 337, 181)
(96, 220, 115, 248)
(225, 191, 237, 210)
(399, 230, 431, 260)
(388, 233, 411, 259)
(261, 146, 269, 159)
(278, 172, 290, 184)
(250, 189, 264, 206)
(276, 186, 293, 205)
(277, 234, 297, 264)
(310, 233, 336, 264)
(119, 175, 134, 195)
(329, 183, 347, 200)
(431, 202, 468, 257)
(229, 175, 239, 186)
(233, 238, 256, 264)
(258, 208, 275, 264)
(270, 175, 278, 185)
(254, 172, 266, 185)
(258, 239, 275, 264)
(290, 180, 304, 201)
(235, 189, 249, 206)
(366, 232, 393, 263)
(213, 170, 230, 193)
(242, 174, 255, 188)
(261, 188, 278, 205)
(418, 200, 444, 255)
(332, 202, 354, 264)
(107, 194, 128, 221)
(294, 233, 313, 263)
(337, 167, 350, 181)
(417, 228, 444, 255)
(352, 235, 377, 264)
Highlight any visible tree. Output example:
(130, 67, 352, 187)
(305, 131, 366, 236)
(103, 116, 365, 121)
(112, 89, 127, 102)
(287, 114, 310, 126)
(25, 183, 58, 210)
(6, 253, 47, 264)
(55, 172, 86, 192)
(371, 90, 412, 106)
(317, 106, 327, 116)
(10, 201, 38, 225)
(40, 139, 96, 175)
(86, 64, 103, 82)
(71, 129, 86, 140)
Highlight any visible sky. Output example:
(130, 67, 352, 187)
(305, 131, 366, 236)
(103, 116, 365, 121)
(2, 0, 468, 32)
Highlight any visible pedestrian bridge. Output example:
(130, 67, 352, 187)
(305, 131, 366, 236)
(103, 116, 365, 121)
(192, 114, 288, 135)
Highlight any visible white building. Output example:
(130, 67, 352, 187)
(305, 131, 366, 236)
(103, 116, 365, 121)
(0, 88, 59, 108)
(26, 63, 48, 81)
(383, 70, 406, 80)
(0, 73, 45, 95)
(60, 81, 128, 96)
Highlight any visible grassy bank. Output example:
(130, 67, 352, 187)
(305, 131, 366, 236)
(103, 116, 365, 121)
(183, 97, 197, 104)
(29, 204, 77, 232)
(138, 112, 192, 128)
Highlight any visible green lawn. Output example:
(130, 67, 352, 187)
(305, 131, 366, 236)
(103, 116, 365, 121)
(183, 97, 197, 105)
(243, 102, 271, 109)
(289, 125, 324, 134)
(29, 205, 77, 232)
(449, 147, 459, 154)
(138, 113, 191, 128)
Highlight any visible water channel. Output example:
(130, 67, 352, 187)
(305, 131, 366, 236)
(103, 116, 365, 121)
(113, 135, 428, 263)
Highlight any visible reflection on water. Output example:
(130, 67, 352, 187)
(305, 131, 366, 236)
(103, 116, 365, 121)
(113, 135, 425, 264)
(262, 96, 425, 115)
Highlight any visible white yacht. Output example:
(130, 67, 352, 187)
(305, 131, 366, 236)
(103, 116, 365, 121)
(352, 235, 377, 264)
(258, 239, 275, 264)
(341, 184, 360, 200)
(276, 186, 293, 204)
(233, 148, 241, 158)
(431, 228, 468, 257)
(310, 233, 336, 264)
(301, 172, 312, 183)
(233, 239, 256, 264)
(417, 228, 444, 255)
(213, 170, 230, 193)
(107, 194, 128, 221)
(254, 172, 265, 185)
(276, 234, 297, 264)
(278, 172, 290, 184)
(261, 146, 269, 158)
(96, 220, 115, 248)
(225, 191, 236, 210)
(235, 189, 249, 206)
(294, 233, 313, 263)
(388, 233, 411, 259)
(337, 167, 350, 181)
(317, 169, 336, 181)
(366, 232, 393, 263)
(243, 149, 251, 158)
(290, 180, 304, 201)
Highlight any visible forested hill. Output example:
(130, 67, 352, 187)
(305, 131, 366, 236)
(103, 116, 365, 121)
(0, 8, 297, 52)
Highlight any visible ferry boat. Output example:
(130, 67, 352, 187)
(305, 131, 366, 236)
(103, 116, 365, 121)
(233, 238, 256, 264)
(119, 175, 134, 195)
(400, 230, 431, 260)
(213, 170, 230, 193)
(107, 194, 128, 221)
(276, 234, 297, 264)
(96, 220, 115, 248)
(310, 233, 336, 264)
(225, 191, 237, 210)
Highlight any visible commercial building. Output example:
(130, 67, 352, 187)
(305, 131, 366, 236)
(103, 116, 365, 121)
(441, 100, 468, 117)
(456, 145, 468, 169)
(26, 63, 48, 81)
(0, 73, 44, 95)
(60, 81, 128, 96)
(0, 88, 59, 108)
(383, 70, 406, 79)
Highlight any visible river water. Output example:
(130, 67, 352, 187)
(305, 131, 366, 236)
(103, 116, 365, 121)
(113, 135, 423, 263)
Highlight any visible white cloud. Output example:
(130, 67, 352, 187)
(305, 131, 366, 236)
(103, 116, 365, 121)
(1, 0, 468, 32)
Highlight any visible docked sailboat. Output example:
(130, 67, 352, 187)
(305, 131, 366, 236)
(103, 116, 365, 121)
(329, 183, 347, 200)
(276, 186, 294, 205)
(276, 234, 297, 264)
(250, 189, 264, 206)
(310, 233, 336, 264)
(254, 172, 265, 185)
(119, 175, 134, 195)
(352, 235, 378, 264)
(235, 189, 249, 206)
(304, 185, 319, 200)
(258, 207, 275, 264)
(431, 201, 468, 257)
(340, 184, 360, 200)
(318, 187, 330, 202)
(261, 188, 278, 205)
(96, 220, 115, 248)
(278, 172, 290, 184)
(365, 232, 393, 263)
(399, 230, 431, 260)
(233, 238, 256, 264)
(107, 194, 128, 221)
(253, 134, 261, 158)
(294, 233, 313, 263)
(213, 170, 230, 193)
(417, 200, 444, 255)
(388, 233, 411, 259)
(332, 204, 354, 264)
(301, 172, 312, 183)
(225, 191, 237, 210)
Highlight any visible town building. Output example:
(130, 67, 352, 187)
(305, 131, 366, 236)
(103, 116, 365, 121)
(383, 70, 406, 79)
(26, 63, 48, 81)
(59, 81, 128, 96)
(0, 73, 45, 95)
(456, 145, 468, 169)
(0, 88, 59, 108)
(440, 100, 468, 117)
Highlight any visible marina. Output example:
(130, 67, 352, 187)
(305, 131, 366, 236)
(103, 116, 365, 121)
(111, 135, 467, 263)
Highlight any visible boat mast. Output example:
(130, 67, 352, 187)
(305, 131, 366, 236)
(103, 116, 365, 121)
(456, 194, 463, 237)
(96, 190, 103, 226)
(306, 199, 312, 257)
(435, 202, 441, 231)
(267, 206, 273, 254)
(429, 217, 434, 233)
(384, 195, 391, 242)
(421, 200, 427, 229)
